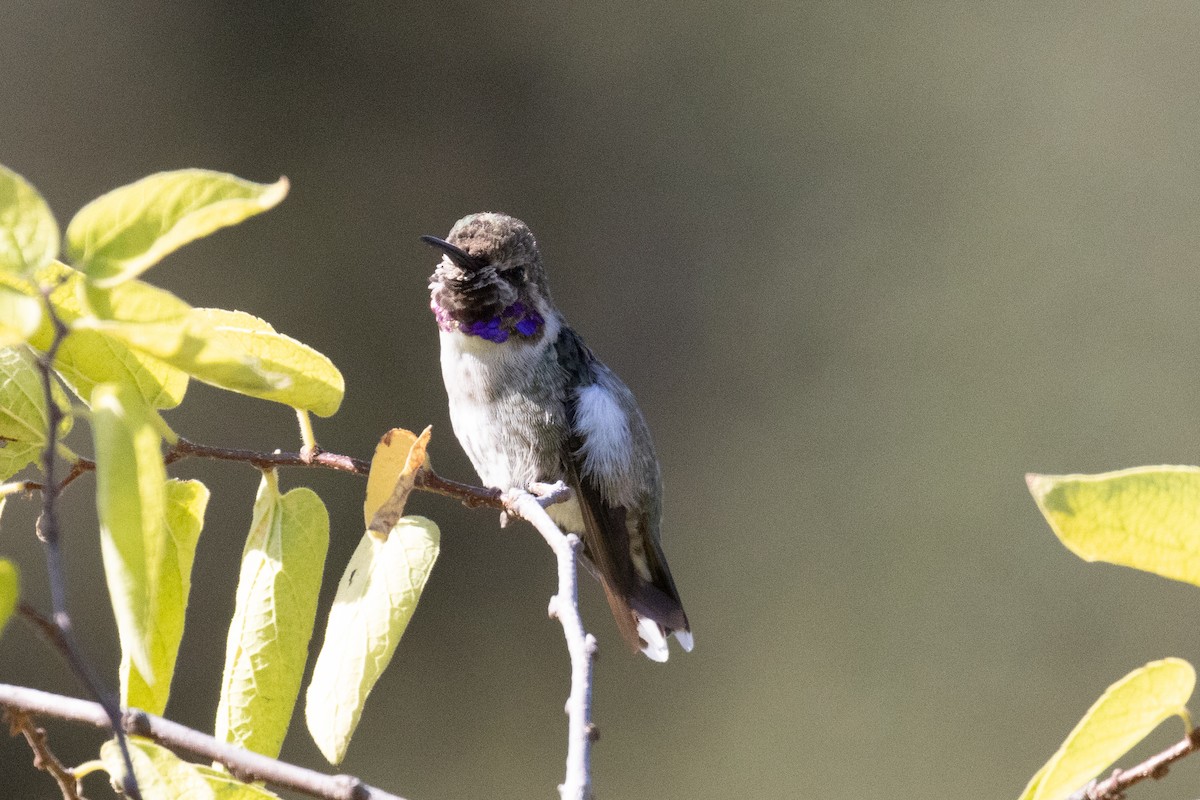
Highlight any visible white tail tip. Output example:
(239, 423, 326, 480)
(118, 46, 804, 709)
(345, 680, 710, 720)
(636, 616, 693, 662)
(637, 615, 670, 662)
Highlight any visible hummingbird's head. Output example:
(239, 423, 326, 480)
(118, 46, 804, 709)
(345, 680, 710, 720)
(424, 213, 551, 343)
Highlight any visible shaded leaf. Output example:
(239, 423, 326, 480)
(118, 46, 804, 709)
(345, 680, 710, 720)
(1028, 467, 1200, 586)
(0, 164, 59, 276)
(92, 382, 167, 683)
(67, 170, 288, 287)
(364, 426, 430, 534)
(0, 558, 17, 637)
(215, 471, 329, 759)
(306, 516, 440, 764)
(121, 479, 209, 715)
(1023, 658, 1194, 800)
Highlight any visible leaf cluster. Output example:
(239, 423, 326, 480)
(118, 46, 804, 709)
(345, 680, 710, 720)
(0, 166, 440, 798)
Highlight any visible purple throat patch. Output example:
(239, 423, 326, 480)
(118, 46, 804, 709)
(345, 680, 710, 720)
(432, 300, 545, 342)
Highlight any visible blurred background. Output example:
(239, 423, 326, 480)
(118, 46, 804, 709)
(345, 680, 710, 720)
(3, 2, 1200, 798)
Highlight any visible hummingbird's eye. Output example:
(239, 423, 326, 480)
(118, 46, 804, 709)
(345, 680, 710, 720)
(500, 265, 527, 284)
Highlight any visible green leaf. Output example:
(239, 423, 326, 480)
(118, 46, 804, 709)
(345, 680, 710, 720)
(93, 382, 167, 684)
(183, 309, 343, 417)
(100, 736, 217, 800)
(1022, 658, 1194, 800)
(27, 261, 188, 409)
(121, 479, 209, 716)
(0, 285, 41, 345)
(0, 346, 50, 479)
(90, 301, 343, 416)
(0, 558, 18, 637)
(0, 164, 59, 276)
(1028, 466, 1200, 586)
(215, 471, 329, 759)
(66, 169, 288, 287)
(305, 516, 440, 764)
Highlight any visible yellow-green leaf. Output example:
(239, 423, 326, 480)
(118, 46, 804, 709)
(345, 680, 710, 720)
(305, 516, 440, 764)
(0, 164, 59, 276)
(193, 766, 283, 799)
(121, 479, 209, 715)
(0, 558, 18, 637)
(27, 261, 188, 409)
(93, 382, 167, 683)
(67, 169, 288, 287)
(0, 285, 41, 345)
(364, 426, 430, 536)
(94, 305, 343, 416)
(0, 346, 49, 479)
(1023, 658, 1194, 800)
(215, 471, 329, 759)
(1028, 466, 1200, 586)
(100, 736, 216, 800)
(184, 309, 343, 417)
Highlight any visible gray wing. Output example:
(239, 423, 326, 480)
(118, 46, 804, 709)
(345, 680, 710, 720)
(555, 329, 688, 653)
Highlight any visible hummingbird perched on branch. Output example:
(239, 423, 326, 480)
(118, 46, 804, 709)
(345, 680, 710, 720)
(422, 212, 692, 661)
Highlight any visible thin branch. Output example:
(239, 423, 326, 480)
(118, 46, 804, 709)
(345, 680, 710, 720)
(16, 436, 508, 512)
(164, 437, 370, 475)
(6, 708, 84, 800)
(0, 684, 406, 800)
(1073, 727, 1200, 800)
(32, 291, 143, 800)
(502, 484, 596, 800)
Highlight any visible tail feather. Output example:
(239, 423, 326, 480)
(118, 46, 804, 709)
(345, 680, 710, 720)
(635, 613, 694, 662)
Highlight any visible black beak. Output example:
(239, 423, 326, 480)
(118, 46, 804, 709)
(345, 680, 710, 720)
(420, 235, 486, 272)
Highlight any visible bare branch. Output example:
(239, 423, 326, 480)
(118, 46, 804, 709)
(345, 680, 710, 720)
(1072, 727, 1200, 800)
(0, 684, 408, 800)
(502, 484, 595, 800)
(164, 437, 370, 475)
(6, 708, 84, 800)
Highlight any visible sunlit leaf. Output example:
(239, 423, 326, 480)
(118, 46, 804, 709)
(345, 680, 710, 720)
(121, 479, 209, 716)
(0, 285, 41, 345)
(67, 169, 288, 287)
(93, 382, 167, 683)
(0, 558, 18, 637)
(1022, 658, 1194, 800)
(364, 427, 430, 534)
(100, 736, 215, 799)
(184, 309, 344, 417)
(91, 303, 343, 416)
(27, 261, 188, 409)
(305, 516, 440, 764)
(215, 471, 329, 759)
(0, 345, 63, 480)
(1028, 466, 1200, 586)
(0, 164, 59, 276)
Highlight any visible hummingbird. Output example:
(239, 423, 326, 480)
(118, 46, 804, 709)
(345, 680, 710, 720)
(422, 212, 692, 661)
